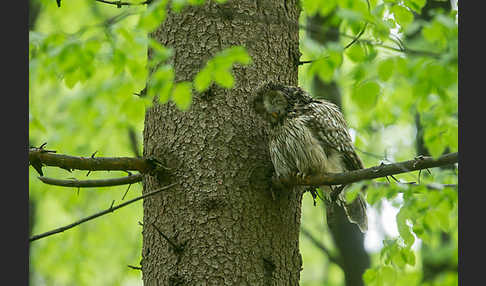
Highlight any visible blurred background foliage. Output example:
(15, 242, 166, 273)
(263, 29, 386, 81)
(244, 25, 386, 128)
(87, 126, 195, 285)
(29, 0, 458, 285)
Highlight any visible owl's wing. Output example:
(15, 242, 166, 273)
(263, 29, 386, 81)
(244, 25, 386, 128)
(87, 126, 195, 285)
(302, 101, 364, 171)
(302, 101, 368, 232)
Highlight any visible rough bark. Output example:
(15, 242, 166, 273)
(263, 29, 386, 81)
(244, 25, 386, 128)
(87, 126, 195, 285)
(307, 13, 369, 286)
(141, 1, 304, 285)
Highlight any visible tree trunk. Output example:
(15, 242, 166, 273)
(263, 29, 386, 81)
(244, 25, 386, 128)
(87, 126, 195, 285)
(141, 1, 303, 285)
(307, 12, 370, 286)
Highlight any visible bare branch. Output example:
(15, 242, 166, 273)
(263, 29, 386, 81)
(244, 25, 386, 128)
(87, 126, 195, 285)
(38, 174, 142, 188)
(29, 148, 157, 174)
(94, 0, 152, 8)
(278, 152, 458, 187)
(29, 182, 178, 242)
(128, 265, 142, 271)
(298, 23, 442, 60)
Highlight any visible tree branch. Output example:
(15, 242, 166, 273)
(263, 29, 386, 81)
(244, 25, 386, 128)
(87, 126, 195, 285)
(298, 24, 442, 60)
(278, 153, 458, 186)
(38, 174, 142, 188)
(373, 181, 457, 191)
(29, 147, 159, 175)
(29, 182, 177, 242)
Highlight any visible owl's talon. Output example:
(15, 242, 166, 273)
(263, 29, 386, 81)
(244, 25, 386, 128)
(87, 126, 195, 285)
(295, 172, 309, 181)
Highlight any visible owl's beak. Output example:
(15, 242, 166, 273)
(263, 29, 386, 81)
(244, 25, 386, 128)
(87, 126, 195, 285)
(271, 112, 278, 119)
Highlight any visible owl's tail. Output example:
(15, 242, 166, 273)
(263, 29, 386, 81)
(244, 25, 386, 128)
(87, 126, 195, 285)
(320, 185, 368, 233)
(342, 194, 368, 233)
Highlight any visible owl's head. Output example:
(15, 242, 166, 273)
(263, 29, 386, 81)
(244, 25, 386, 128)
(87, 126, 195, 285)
(252, 82, 291, 125)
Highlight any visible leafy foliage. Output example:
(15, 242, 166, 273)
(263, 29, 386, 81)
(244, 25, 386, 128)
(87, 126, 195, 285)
(29, 0, 457, 285)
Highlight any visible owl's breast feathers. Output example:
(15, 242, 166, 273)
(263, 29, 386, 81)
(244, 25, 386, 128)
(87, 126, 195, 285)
(269, 116, 329, 178)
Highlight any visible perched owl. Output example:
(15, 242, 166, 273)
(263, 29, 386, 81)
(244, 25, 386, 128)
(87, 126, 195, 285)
(252, 82, 367, 232)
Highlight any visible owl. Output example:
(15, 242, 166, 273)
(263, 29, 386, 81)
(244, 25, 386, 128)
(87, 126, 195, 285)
(252, 82, 367, 232)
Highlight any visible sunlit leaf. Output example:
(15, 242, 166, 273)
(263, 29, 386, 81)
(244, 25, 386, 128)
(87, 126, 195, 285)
(396, 208, 415, 247)
(363, 268, 378, 284)
(377, 58, 395, 81)
(352, 80, 380, 109)
(391, 5, 414, 30)
(194, 46, 251, 92)
(172, 81, 193, 111)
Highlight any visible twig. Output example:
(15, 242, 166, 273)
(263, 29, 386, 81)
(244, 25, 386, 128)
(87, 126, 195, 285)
(121, 183, 133, 200)
(151, 223, 183, 252)
(94, 0, 152, 8)
(372, 181, 457, 191)
(29, 182, 178, 242)
(354, 147, 391, 162)
(128, 127, 141, 158)
(300, 226, 343, 268)
(343, 23, 367, 50)
(38, 174, 142, 188)
(343, 0, 370, 51)
(278, 152, 458, 187)
(127, 265, 142, 270)
(298, 24, 441, 60)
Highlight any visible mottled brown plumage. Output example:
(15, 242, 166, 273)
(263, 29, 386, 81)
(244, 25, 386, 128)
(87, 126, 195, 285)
(252, 82, 368, 232)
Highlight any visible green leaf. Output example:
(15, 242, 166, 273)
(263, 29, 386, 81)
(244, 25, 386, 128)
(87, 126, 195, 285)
(422, 20, 448, 49)
(436, 201, 451, 231)
(172, 0, 188, 12)
(64, 69, 82, 89)
(365, 186, 386, 205)
(346, 43, 367, 62)
(379, 266, 397, 285)
(193, 46, 251, 92)
(345, 188, 359, 203)
(402, 247, 416, 266)
(371, 18, 391, 41)
(396, 208, 415, 247)
(137, 0, 167, 32)
(194, 66, 213, 92)
(301, 0, 320, 16)
(148, 65, 174, 102)
(352, 81, 380, 109)
(319, 0, 337, 16)
(172, 81, 193, 111)
(404, 0, 426, 14)
(363, 268, 378, 284)
(213, 69, 234, 88)
(148, 39, 173, 65)
(391, 5, 414, 30)
(377, 58, 395, 81)
(224, 46, 251, 65)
